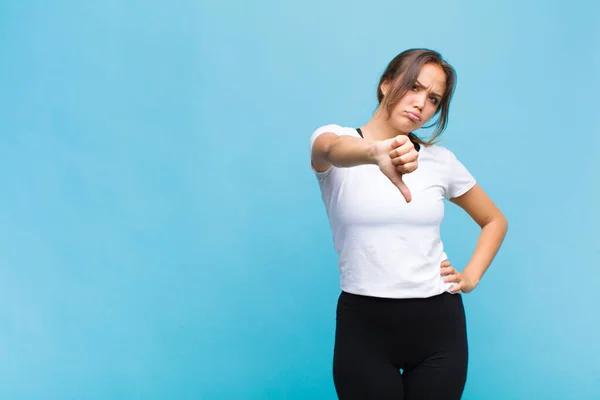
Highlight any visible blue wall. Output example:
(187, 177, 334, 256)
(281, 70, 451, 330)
(1, 1, 599, 399)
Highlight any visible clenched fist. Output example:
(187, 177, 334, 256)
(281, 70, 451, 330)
(373, 135, 419, 202)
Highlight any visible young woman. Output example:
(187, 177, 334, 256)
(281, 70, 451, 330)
(309, 48, 508, 399)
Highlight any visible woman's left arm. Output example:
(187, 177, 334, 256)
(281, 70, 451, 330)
(446, 183, 508, 293)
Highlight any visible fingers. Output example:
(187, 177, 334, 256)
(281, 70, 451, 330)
(396, 162, 417, 175)
(389, 138, 418, 174)
(449, 282, 463, 293)
(392, 154, 418, 174)
(389, 142, 416, 161)
(391, 153, 418, 174)
(390, 151, 418, 166)
(441, 264, 461, 283)
(382, 135, 417, 202)
(444, 273, 461, 284)
(440, 261, 469, 293)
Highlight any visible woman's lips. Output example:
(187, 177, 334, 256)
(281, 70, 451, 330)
(406, 111, 421, 122)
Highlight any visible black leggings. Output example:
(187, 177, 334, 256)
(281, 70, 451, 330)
(333, 291, 468, 399)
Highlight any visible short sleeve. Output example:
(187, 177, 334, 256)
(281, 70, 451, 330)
(309, 124, 346, 179)
(309, 124, 344, 153)
(444, 148, 476, 199)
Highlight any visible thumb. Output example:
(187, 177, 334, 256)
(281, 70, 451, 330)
(389, 175, 412, 203)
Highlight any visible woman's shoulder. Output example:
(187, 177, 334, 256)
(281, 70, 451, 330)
(420, 143, 453, 158)
(310, 124, 360, 150)
(421, 143, 472, 178)
(420, 143, 468, 169)
(311, 123, 358, 137)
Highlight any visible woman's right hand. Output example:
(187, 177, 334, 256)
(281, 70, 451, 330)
(373, 135, 419, 203)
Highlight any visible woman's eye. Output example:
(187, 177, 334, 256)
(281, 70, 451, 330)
(412, 85, 418, 91)
(430, 97, 439, 104)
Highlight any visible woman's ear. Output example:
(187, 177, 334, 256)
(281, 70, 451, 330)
(380, 79, 391, 98)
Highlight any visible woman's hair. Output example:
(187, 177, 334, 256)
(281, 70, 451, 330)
(377, 48, 457, 146)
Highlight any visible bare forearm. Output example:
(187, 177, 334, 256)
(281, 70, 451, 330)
(326, 136, 378, 168)
(462, 216, 508, 284)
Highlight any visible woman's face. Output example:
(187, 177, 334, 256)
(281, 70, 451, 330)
(381, 63, 446, 134)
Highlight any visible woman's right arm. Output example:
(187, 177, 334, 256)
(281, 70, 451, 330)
(311, 132, 378, 172)
(310, 132, 419, 203)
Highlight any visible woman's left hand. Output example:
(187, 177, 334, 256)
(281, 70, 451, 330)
(440, 260, 478, 293)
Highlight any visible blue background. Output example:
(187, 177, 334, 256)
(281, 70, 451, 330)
(1, 1, 599, 399)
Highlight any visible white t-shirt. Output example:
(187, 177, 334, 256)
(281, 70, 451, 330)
(310, 124, 476, 299)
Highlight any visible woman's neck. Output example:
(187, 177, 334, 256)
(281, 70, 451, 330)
(359, 108, 409, 141)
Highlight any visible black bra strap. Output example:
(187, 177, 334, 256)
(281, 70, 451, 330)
(355, 128, 420, 151)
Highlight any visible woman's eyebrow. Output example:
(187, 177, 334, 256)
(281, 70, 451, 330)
(416, 80, 443, 98)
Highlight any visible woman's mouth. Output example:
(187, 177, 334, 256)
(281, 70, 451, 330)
(406, 111, 421, 122)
